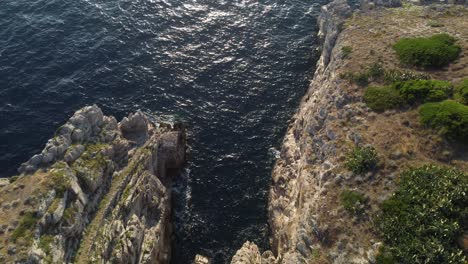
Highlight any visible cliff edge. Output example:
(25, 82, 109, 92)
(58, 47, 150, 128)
(233, 0, 467, 263)
(0, 105, 186, 263)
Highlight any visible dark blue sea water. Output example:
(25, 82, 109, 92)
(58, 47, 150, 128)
(0, 0, 326, 262)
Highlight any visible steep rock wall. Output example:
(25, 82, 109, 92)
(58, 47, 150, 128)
(0, 105, 185, 263)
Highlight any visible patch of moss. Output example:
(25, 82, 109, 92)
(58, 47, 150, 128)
(63, 205, 78, 225)
(419, 100, 468, 142)
(393, 33, 461, 68)
(121, 185, 132, 202)
(340, 190, 366, 214)
(49, 162, 72, 197)
(364, 86, 403, 112)
(47, 198, 61, 214)
(38, 235, 54, 255)
(11, 212, 39, 243)
(311, 248, 321, 259)
(72, 143, 109, 186)
(377, 165, 467, 263)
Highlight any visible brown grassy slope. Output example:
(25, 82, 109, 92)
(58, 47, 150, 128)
(0, 172, 50, 260)
(312, 4, 467, 261)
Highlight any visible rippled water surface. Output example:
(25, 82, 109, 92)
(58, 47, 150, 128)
(0, 0, 326, 262)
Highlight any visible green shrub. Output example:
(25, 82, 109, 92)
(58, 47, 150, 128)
(427, 20, 444, 27)
(9, 176, 19, 183)
(341, 72, 369, 86)
(11, 212, 39, 242)
(364, 86, 403, 112)
(341, 64, 384, 86)
(38, 235, 54, 255)
(345, 146, 379, 174)
(419, 100, 468, 142)
(394, 80, 452, 104)
(383, 69, 430, 83)
(49, 162, 72, 198)
(393, 33, 461, 68)
(340, 190, 366, 214)
(454, 79, 468, 105)
(342, 46, 353, 59)
(377, 165, 467, 263)
(367, 63, 385, 81)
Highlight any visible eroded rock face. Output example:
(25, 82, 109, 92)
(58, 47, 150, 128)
(231, 242, 276, 264)
(194, 254, 211, 264)
(266, 0, 353, 263)
(0, 105, 186, 264)
(232, 2, 353, 262)
(234, 1, 468, 263)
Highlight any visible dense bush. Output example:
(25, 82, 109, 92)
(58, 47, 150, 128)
(394, 79, 452, 104)
(377, 165, 467, 263)
(393, 33, 461, 68)
(454, 79, 468, 105)
(340, 190, 366, 214)
(419, 100, 468, 142)
(364, 86, 403, 112)
(345, 146, 379, 174)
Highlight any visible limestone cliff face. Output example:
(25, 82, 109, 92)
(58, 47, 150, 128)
(0, 105, 185, 263)
(232, 0, 467, 263)
(267, 0, 353, 262)
(232, 1, 353, 263)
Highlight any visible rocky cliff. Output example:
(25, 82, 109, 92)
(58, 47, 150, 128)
(232, 0, 467, 263)
(232, 0, 355, 262)
(0, 105, 186, 263)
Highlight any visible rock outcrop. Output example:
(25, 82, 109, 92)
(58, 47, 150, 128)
(0, 105, 186, 263)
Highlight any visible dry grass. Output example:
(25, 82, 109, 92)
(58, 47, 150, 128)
(0, 171, 49, 260)
(313, 4, 468, 260)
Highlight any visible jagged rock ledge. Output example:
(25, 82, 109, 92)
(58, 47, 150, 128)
(0, 105, 186, 263)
